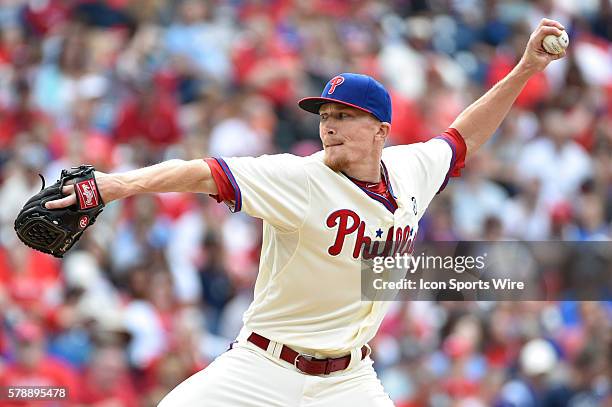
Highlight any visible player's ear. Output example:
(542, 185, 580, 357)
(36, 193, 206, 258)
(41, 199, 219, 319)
(375, 122, 390, 141)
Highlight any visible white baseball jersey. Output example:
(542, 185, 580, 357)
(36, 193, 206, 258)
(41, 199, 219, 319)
(206, 129, 465, 357)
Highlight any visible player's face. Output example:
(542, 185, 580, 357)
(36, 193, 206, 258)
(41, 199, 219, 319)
(319, 103, 387, 172)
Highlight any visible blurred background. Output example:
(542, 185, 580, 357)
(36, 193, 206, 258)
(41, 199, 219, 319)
(0, 0, 610, 406)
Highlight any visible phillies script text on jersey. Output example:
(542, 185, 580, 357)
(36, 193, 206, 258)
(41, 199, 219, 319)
(327, 209, 416, 259)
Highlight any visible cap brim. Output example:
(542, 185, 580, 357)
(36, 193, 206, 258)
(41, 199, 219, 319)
(298, 97, 377, 118)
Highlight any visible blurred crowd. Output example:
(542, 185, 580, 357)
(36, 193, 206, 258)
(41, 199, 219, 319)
(0, 0, 610, 406)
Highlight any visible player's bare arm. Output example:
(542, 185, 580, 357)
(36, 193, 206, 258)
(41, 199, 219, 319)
(451, 18, 567, 157)
(44, 159, 217, 209)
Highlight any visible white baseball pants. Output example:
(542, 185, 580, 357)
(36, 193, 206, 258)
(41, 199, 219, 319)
(158, 340, 394, 406)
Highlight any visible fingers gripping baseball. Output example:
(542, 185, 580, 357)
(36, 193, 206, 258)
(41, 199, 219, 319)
(521, 19, 568, 72)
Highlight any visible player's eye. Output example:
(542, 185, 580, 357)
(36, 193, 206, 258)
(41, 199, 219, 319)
(339, 112, 349, 119)
(320, 114, 328, 120)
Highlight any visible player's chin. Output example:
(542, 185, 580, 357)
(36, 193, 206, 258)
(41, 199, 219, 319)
(323, 149, 349, 172)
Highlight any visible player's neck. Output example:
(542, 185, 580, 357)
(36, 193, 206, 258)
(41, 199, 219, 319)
(342, 161, 382, 183)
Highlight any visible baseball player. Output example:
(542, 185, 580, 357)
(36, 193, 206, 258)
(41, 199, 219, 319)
(45, 19, 566, 406)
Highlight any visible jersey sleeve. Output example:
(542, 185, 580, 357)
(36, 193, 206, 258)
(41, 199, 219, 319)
(383, 128, 466, 218)
(432, 128, 467, 191)
(204, 154, 310, 232)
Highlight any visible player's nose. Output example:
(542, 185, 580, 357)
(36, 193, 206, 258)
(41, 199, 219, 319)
(320, 119, 338, 139)
(323, 126, 337, 136)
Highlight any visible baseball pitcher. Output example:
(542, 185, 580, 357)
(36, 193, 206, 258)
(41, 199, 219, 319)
(40, 19, 566, 407)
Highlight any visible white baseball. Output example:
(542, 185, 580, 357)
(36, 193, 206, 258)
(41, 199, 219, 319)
(542, 30, 569, 54)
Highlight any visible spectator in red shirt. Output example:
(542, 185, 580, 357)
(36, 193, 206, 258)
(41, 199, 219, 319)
(22, 0, 69, 37)
(77, 344, 138, 407)
(486, 52, 550, 110)
(0, 78, 51, 149)
(0, 320, 81, 405)
(232, 17, 301, 107)
(114, 80, 180, 147)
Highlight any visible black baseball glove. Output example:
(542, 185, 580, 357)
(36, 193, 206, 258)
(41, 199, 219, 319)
(14, 165, 105, 258)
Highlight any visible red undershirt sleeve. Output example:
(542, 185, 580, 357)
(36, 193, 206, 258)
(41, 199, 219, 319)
(434, 127, 467, 192)
(204, 158, 236, 203)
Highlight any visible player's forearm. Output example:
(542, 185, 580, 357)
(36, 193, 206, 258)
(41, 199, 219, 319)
(451, 63, 535, 155)
(104, 159, 217, 202)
